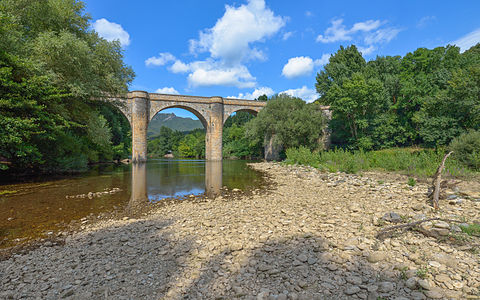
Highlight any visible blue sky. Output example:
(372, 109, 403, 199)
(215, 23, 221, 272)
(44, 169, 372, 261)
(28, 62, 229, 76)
(84, 0, 480, 118)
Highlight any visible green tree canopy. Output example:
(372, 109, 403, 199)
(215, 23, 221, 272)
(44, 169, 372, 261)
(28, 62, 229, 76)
(246, 94, 326, 151)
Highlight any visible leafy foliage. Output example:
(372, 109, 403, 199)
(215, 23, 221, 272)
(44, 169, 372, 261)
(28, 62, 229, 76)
(0, 0, 134, 173)
(245, 94, 326, 152)
(449, 130, 480, 171)
(316, 43, 480, 150)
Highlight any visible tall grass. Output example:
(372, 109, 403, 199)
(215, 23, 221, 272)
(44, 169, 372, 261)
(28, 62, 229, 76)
(285, 146, 476, 178)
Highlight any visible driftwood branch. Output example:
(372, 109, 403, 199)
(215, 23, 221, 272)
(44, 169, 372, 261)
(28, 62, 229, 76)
(376, 217, 462, 240)
(431, 151, 453, 210)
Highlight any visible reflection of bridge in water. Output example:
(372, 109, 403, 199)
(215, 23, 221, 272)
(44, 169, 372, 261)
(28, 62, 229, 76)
(125, 161, 222, 215)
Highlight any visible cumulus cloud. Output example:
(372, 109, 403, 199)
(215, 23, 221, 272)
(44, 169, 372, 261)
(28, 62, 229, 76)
(155, 87, 180, 95)
(282, 55, 330, 78)
(279, 86, 319, 103)
(169, 60, 190, 73)
(452, 28, 480, 52)
(145, 0, 285, 88)
(92, 18, 130, 46)
(228, 87, 275, 100)
(187, 63, 256, 88)
(145, 53, 176, 67)
(316, 18, 400, 56)
(189, 0, 285, 65)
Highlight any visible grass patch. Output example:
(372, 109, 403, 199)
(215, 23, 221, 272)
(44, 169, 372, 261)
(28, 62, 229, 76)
(0, 190, 17, 196)
(416, 266, 429, 279)
(285, 146, 478, 179)
(460, 223, 480, 237)
(407, 177, 416, 187)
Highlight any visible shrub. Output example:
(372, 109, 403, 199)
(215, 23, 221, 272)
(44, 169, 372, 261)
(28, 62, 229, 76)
(449, 130, 480, 171)
(285, 146, 320, 167)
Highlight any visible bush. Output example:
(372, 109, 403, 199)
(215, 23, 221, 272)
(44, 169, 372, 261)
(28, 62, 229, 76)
(449, 130, 480, 171)
(285, 146, 320, 167)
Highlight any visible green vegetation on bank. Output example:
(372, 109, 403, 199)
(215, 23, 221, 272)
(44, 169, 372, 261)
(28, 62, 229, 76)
(285, 145, 479, 178)
(0, 0, 133, 174)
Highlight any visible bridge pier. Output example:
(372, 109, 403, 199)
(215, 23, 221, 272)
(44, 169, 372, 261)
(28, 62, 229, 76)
(206, 98, 223, 161)
(131, 91, 149, 163)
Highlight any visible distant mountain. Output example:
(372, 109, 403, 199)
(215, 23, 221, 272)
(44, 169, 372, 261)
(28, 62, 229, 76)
(148, 113, 203, 136)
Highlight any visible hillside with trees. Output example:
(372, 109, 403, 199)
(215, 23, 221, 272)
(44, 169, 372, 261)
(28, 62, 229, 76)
(315, 44, 480, 150)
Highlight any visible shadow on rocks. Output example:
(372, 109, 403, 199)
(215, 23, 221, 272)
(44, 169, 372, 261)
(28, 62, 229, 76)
(0, 218, 197, 300)
(178, 234, 425, 300)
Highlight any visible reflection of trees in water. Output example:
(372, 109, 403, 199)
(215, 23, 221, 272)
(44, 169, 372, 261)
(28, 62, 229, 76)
(222, 160, 262, 190)
(147, 160, 205, 197)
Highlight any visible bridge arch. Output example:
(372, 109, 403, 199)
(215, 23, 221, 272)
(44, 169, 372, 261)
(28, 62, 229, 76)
(149, 103, 208, 130)
(223, 106, 262, 125)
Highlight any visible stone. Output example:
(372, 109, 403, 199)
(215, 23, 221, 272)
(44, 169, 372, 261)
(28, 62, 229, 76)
(346, 276, 363, 285)
(377, 281, 395, 293)
(410, 291, 426, 300)
(433, 221, 450, 229)
(424, 287, 443, 299)
(405, 277, 418, 289)
(367, 251, 386, 263)
(297, 254, 308, 263)
(417, 279, 431, 290)
(344, 286, 361, 295)
(434, 274, 450, 283)
(382, 212, 402, 223)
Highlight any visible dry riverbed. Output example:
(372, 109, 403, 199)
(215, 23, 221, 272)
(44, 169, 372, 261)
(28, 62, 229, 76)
(1, 162, 479, 299)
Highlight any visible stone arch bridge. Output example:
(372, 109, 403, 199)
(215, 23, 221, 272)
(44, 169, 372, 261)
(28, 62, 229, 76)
(113, 91, 266, 162)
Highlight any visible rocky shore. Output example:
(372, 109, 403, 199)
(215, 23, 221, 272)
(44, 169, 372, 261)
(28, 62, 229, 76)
(1, 162, 479, 299)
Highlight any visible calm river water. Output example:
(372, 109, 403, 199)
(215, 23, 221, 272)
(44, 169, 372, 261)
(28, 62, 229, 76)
(0, 160, 264, 248)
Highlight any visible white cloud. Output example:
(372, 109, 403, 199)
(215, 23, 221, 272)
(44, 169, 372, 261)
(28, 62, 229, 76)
(314, 54, 331, 66)
(189, 0, 285, 65)
(229, 87, 275, 100)
(145, 52, 176, 67)
(316, 18, 400, 56)
(357, 45, 376, 56)
(155, 87, 180, 95)
(316, 19, 351, 43)
(92, 18, 130, 47)
(169, 60, 190, 73)
(282, 55, 330, 79)
(305, 11, 314, 17)
(417, 16, 436, 29)
(351, 20, 383, 32)
(282, 31, 294, 41)
(147, 0, 285, 88)
(452, 28, 480, 52)
(279, 86, 319, 103)
(282, 56, 315, 78)
(364, 28, 401, 44)
(187, 63, 256, 88)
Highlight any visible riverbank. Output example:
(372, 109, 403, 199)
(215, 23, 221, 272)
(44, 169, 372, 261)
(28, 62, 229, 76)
(1, 162, 479, 299)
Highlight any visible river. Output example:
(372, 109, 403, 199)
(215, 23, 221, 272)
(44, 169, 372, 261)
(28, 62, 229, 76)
(0, 159, 264, 249)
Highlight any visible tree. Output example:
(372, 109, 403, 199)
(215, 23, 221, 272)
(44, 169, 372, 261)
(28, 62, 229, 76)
(245, 94, 325, 152)
(0, 0, 134, 173)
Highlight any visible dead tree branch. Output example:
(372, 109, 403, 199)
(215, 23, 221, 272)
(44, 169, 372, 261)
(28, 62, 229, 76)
(376, 217, 462, 240)
(431, 151, 453, 210)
